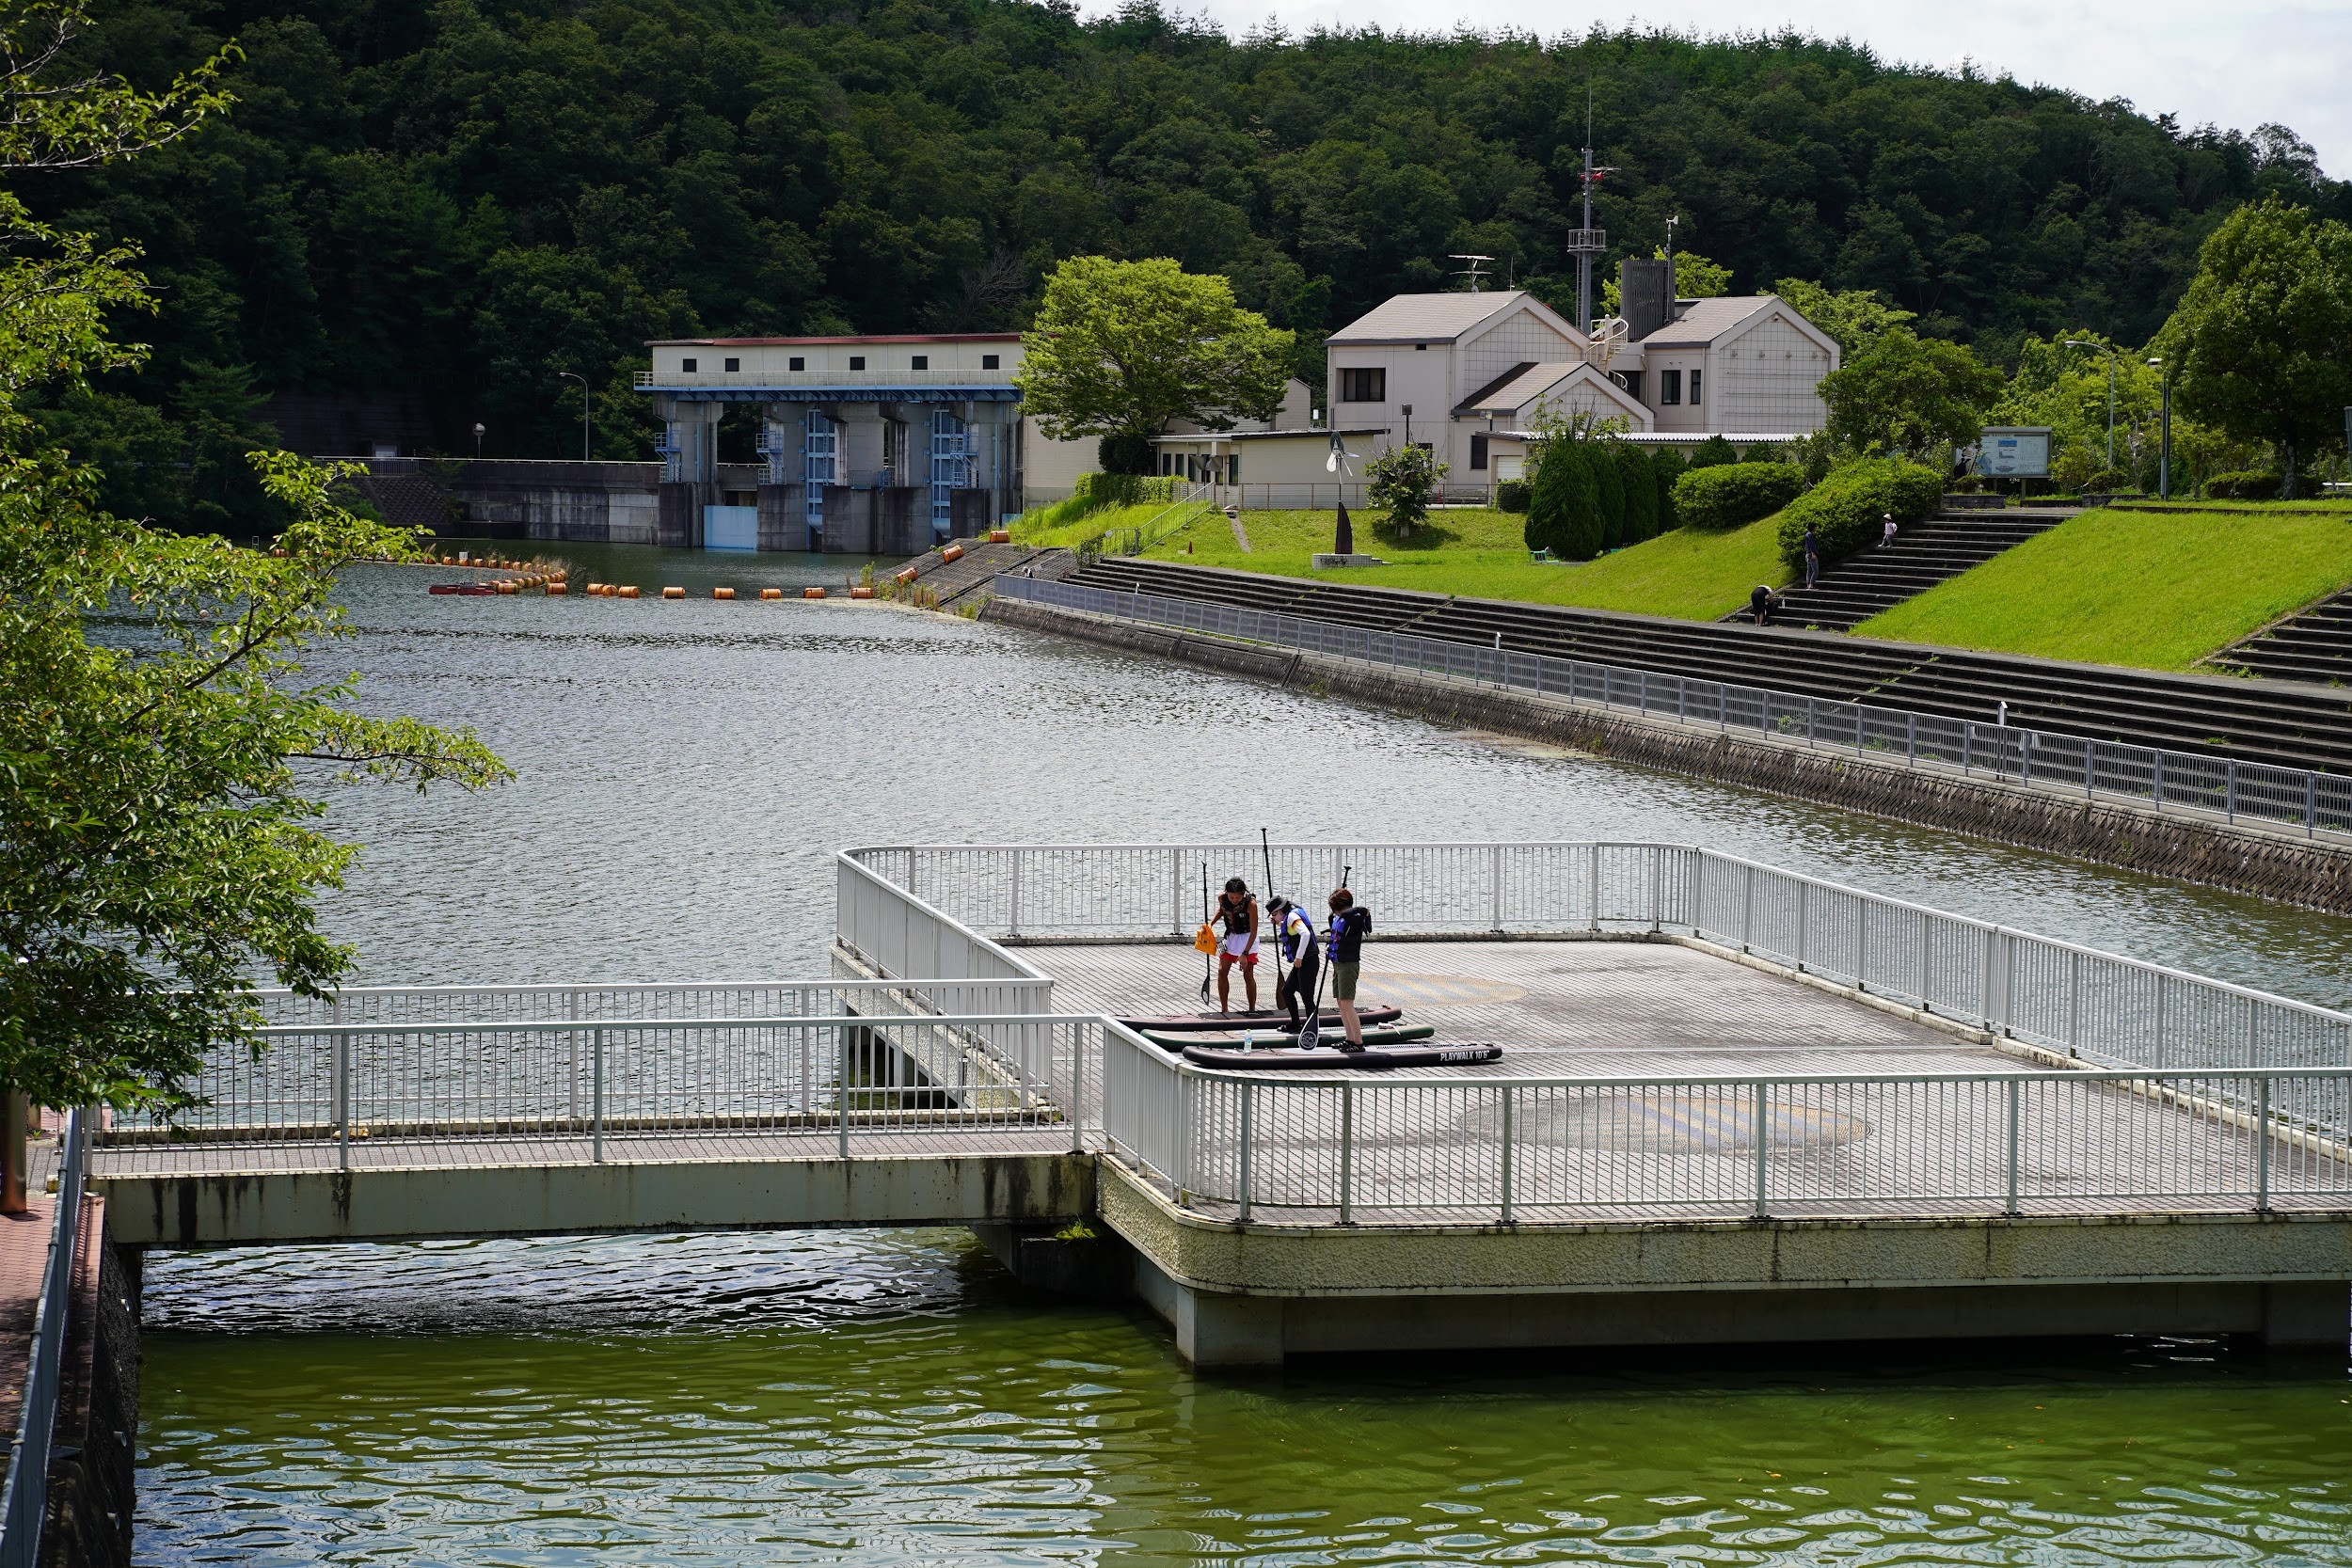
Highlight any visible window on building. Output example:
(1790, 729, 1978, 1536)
(1617, 371, 1642, 401)
(1415, 342, 1427, 351)
(1470, 433, 1489, 471)
(911, 355, 929, 370)
(1689, 369, 1703, 404)
(1659, 369, 1680, 405)
(723, 356, 739, 372)
(681, 356, 698, 372)
(982, 354, 1001, 370)
(849, 355, 866, 371)
(1338, 367, 1386, 403)
(788, 356, 805, 372)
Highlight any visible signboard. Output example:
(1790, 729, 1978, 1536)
(1968, 426, 2052, 479)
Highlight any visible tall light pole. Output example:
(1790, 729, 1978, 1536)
(472, 421, 485, 460)
(2062, 339, 2119, 471)
(558, 371, 590, 461)
(2148, 356, 2174, 499)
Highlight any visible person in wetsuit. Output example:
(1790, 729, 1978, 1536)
(1266, 895, 1318, 1028)
(1215, 877, 1261, 1014)
(1325, 887, 1373, 1050)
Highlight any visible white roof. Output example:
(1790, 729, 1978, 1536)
(1328, 291, 1541, 345)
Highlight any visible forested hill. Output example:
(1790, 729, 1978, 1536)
(30, 0, 2351, 529)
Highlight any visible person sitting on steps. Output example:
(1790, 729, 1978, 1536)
(1215, 877, 1262, 1015)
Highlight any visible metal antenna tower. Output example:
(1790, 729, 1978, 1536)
(1449, 253, 1495, 292)
(1566, 79, 1613, 334)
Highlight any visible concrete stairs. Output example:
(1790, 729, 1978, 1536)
(897, 540, 1069, 610)
(1059, 557, 2352, 774)
(2214, 590, 2352, 687)
(1744, 509, 2068, 631)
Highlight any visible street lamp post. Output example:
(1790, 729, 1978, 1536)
(2062, 339, 2119, 473)
(472, 421, 486, 460)
(558, 372, 590, 461)
(2148, 356, 2174, 499)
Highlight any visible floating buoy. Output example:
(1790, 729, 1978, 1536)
(496, 580, 516, 594)
(545, 581, 565, 594)
(850, 585, 875, 600)
(988, 529, 1010, 544)
(713, 586, 736, 600)
(803, 586, 827, 599)
(895, 566, 919, 584)
(760, 587, 784, 600)
(941, 544, 965, 564)
(617, 585, 640, 598)
(661, 586, 685, 599)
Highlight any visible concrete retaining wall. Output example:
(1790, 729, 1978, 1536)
(987, 599, 2352, 914)
(39, 1209, 137, 1568)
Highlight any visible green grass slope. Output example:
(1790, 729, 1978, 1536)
(1140, 509, 1784, 621)
(1856, 507, 2352, 671)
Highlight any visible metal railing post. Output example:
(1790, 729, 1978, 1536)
(1752, 1082, 1770, 1217)
(2256, 1073, 2273, 1212)
(1500, 1086, 1516, 1224)
(336, 1032, 351, 1172)
(1795, 879, 1809, 972)
(1490, 844, 1505, 933)
(1649, 845, 1663, 931)
(2004, 1077, 2023, 1215)
(1070, 1024, 1087, 1154)
(2227, 759, 2237, 821)
(593, 1026, 606, 1163)
(2067, 950, 2082, 1058)
(838, 1029, 852, 1159)
(1740, 863, 1755, 952)
(1009, 848, 1023, 938)
(1588, 843, 1602, 930)
(1339, 1082, 1355, 1225)
(2153, 752, 2164, 810)
(1907, 713, 1916, 768)
(1237, 1081, 1255, 1223)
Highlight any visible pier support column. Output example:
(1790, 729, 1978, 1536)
(1130, 1247, 1283, 1367)
(2261, 1282, 2350, 1346)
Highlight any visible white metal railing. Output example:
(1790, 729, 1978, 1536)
(244, 975, 1053, 1028)
(996, 576, 2352, 842)
(99, 1016, 1099, 1167)
(0, 1108, 87, 1568)
(841, 841, 2352, 1086)
(1100, 1025, 2352, 1223)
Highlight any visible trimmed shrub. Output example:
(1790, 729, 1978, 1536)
(1673, 461, 1804, 531)
(1096, 432, 1155, 474)
(1653, 446, 1684, 530)
(1616, 444, 1659, 542)
(1528, 439, 1604, 559)
(1496, 478, 1531, 514)
(2204, 470, 2281, 500)
(1594, 440, 1628, 547)
(1775, 459, 1943, 570)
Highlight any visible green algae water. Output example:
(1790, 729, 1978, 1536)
(134, 556, 2352, 1563)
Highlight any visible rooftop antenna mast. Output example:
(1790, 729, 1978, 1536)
(1449, 253, 1495, 292)
(1567, 76, 1614, 336)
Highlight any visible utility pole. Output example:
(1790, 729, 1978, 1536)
(1567, 81, 1613, 335)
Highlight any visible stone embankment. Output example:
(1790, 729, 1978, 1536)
(987, 597, 2352, 914)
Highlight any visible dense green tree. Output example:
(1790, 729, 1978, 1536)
(1363, 441, 1446, 543)
(1770, 277, 1915, 356)
(1, 0, 508, 1113)
(24, 0, 2350, 531)
(1651, 444, 1684, 530)
(1821, 326, 2003, 458)
(2154, 198, 2352, 495)
(1593, 436, 1627, 547)
(1015, 256, 1295, 452)
(1616, 442, 1659, 540)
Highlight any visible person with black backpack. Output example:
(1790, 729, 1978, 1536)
(1325, 887, 1373, 1051)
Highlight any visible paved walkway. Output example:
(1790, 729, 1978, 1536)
(0, 1135, 62, 1449)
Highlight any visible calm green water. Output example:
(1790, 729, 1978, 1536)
(135, 549, 2352, 1564)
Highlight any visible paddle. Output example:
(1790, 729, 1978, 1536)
(1199, 861, 1213, 1006)
(1295, 862, 1350, 1053)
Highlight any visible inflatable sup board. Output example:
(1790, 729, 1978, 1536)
(1180, 1041, 1503, 1071)
(1141, 1023, 1434, 1052)
(1116, 1005, 1401, 1034)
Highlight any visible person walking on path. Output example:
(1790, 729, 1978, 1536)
(1801, 525, 1820, 589)
(1266, 895, 1319, 1028)
(1214, 877, 1262, 1014)
(1325, 888, 1373, 1050)
(1880, 513, 1899, 548)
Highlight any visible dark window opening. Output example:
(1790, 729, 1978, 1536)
(1338, 367, 1386, 403)
(1617, 371, 1642, 401)
(1470, 433, 1489, 471)
(849, 355, 866, 371)
(912, 355, 929, 370)
(1659, 369, 1681, 405)
(789, 356, 805, 372)
(982, 353, 1001, 370)
(1415, 342, 1427, 351)
(681, 356, 698, 372)
(1689, 369, 1703, 404)
(723, 356, 740, 372)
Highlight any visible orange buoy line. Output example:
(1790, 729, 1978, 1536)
(616, 585, 640, 598)
(940, 543, 964, 564)
(661, 586, 685, 599)
(803, 586, 826, 599)
(713, 586, 736, 600)
(850, 585, 875, 600)
(760, 587, 784, 600)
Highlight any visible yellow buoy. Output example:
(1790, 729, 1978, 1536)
(850, 585, 876, 600)
(803, 586, 827, 599)
(617, 585, 641, 598)
(760, 587, 784, 600)
(714, 586, 736, 600)
(661, 586, 685, 599)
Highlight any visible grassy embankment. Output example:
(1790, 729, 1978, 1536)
(1136, 507, 1783, 620)
(1858, 505, 2352, 671)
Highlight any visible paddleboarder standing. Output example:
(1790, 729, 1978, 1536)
(1326, 887, 1372, 1050)
(1266, 895, 1319, 1028)
(1214, 877, 1262, 1014)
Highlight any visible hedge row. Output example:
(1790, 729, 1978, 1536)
(1523, 441, 1683, 560)
(1773, 460, 1943, 570)
(1670, 462, 1804, 531)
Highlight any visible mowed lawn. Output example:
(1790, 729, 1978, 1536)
(1140, 508, 1785, 621)
(1858, 507, 2352, 670)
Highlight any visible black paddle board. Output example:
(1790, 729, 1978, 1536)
(1180, 1042, 1504, 1071)
(1117, 1005, 1401, 1034)
(1142, 1023, 1434, 1052)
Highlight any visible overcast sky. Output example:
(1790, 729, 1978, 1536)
(1084, 0, 2352, 181)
